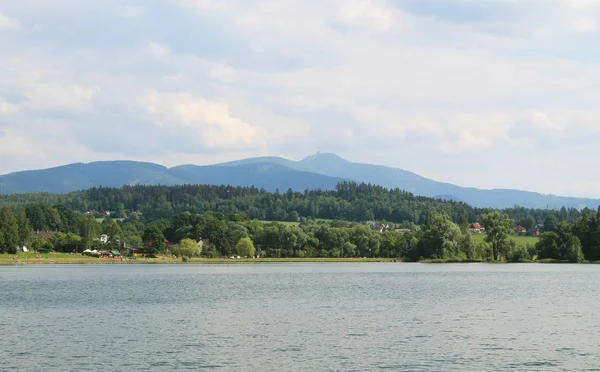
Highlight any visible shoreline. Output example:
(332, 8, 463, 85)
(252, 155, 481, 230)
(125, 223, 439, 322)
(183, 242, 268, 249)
(0, 255, 595, 265)
(0, 254, 399, 265)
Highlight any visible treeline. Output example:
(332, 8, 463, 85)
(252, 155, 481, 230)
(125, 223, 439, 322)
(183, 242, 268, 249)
(79, 209, 600, 262)
(1, 201, 600, 263)
(0, 204, 105, 254)
(0, 182, 590, 226)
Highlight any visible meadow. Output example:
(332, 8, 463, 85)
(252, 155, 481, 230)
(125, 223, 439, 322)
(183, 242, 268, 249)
(471, 233, 539, 246)
(0, 252, 396, 265)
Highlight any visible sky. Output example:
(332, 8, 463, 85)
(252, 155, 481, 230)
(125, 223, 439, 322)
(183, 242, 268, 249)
(1, 0, 600, 197)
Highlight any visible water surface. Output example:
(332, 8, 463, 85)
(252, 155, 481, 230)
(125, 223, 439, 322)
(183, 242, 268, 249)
(1, 263, 599, 371)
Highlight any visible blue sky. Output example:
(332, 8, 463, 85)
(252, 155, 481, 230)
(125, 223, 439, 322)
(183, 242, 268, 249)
(1, 0, 600, 197)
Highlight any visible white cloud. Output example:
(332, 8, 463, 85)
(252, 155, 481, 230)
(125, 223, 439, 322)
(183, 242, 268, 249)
(522, 110, 563, 131)
(147, 42, 171, 57)
(142, 91, 267, 150)
(441, 131, 493, 154)
(0, 100, 18, 114)
(0, 13, 23, 31)
(1, 0, 600, 196)
(336, 0, 396, 30)
(119, 5, 145, 19)
(571, 19, 598, 32)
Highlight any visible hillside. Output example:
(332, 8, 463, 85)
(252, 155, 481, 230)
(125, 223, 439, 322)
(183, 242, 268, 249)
(213, 153, 600, 210)
(0, 161, 184, 194)
(0, 161, 346, 195)
(168, 163, 346, 191)
(0, 153, 599, 209)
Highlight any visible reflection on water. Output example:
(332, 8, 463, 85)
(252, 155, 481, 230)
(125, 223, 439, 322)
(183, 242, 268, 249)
(1, 263, 599, 371)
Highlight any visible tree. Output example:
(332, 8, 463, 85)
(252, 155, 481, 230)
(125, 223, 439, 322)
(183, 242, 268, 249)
(44, 207, 63, 231)
(79, 215, 99, 251)
(0, 207, 19, 254)
(544, 214, 559, 233)
(16, 211, 32, 249)
(481, 212, 513, 261)
(342, 241, 357, 257)
(51, 232, 82, 252)
(142, 225, 165, 253)
(103, 219, 123, 250)
(519, 216, 536, 230)
(505, 241, 530, 262)
(171, 238, 200, 258)
(414, 213, 462, 261)
(537, 222, 584, 262)
(25, 204, 46, 231)
(459, 210, 469, 233)
(235, 237, 256, 257)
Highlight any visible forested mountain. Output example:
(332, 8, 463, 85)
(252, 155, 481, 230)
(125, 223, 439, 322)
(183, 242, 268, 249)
(0, 161, 181, 194)
(218, 153, 600, 210)
(168, 163, 346, 191)
(0, 161, 346, 195)
(1, 153, 598, 210)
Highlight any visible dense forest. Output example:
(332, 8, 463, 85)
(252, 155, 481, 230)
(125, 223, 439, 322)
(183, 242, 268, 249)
(1, 182, 599, 263)
(0, 182, 588, 225)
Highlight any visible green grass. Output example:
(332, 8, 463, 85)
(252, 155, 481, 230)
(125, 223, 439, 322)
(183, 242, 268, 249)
(188, 257, 398, 263)
(259, 218, 337, 227)
(471, 234, 539, 246)
(0, 252, 398, 265)
(95, 217, 124, 223)
(0, 252, 180, 264)
(259, 220, 300, 227)
(4, 253, 600, 265)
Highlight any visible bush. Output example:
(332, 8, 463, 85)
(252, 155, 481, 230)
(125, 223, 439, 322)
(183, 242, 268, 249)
(506, 243, 530, 262)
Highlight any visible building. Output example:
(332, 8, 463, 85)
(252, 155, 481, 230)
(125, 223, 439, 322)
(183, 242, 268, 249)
(32, 231, 57, 240)
(469, 223, 482, 233)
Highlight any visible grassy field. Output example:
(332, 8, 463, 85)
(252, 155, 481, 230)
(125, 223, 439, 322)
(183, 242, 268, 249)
(94, 217, 124, 223)
(0, 252, 181, 265)
(259, 218, 337, 227)
(3, 252, 598, 265)
(0, 252, 398, 265)
(259, 220, 300, 226)
(471, 234, 539, 246)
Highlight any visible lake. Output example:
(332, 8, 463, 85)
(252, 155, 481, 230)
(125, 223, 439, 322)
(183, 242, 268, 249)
(1, 263, 600, 371)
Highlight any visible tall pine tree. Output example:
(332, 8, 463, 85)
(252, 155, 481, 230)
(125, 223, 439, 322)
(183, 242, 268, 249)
(0, 207, 19, 254)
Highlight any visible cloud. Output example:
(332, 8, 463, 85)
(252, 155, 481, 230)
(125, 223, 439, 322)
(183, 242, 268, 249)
(335, 0, 396, 30)
(142, 91, 267, 150)
(147, 42, 171, 57)
(119, 5, 145, 19)
(0, 13, 23, 31)
(0, 0, 600, 196)
(441, 131, 493, 154)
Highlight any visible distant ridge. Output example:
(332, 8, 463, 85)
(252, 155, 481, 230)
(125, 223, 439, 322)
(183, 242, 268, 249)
(0, 153, 598, 210)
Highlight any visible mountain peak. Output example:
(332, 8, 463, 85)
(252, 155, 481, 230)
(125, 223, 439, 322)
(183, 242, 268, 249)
(301, 152, 347, 164)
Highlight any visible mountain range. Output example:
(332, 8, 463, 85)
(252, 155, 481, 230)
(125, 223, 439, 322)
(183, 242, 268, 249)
(0, 153, 598, 210)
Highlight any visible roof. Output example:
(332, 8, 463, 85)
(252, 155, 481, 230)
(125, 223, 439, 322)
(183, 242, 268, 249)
(32, 231, 57, 240)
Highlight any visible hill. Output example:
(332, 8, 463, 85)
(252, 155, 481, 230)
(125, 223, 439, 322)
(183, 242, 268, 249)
(0, 161, 183, 194)
(0, 153, 598, 209)
(168, 163, 346, 191)
(0, 161, 346, 195)
(213, 153, 600, 210)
